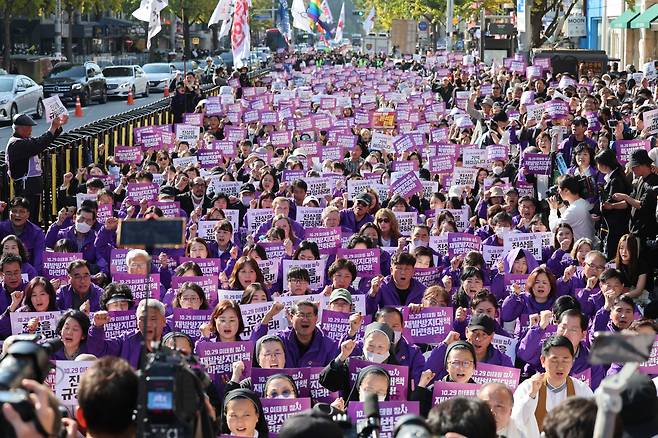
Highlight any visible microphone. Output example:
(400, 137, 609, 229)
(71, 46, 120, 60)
(359, 393, 381, 438)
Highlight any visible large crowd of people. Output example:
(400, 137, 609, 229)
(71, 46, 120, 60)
(1, 48, 658, 437)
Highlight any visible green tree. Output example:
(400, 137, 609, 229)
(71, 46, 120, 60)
(166, 0, 216, 58)
(0, 0, 47, 70)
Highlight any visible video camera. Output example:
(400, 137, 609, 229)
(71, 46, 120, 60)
(136, 345, 216, 437)
(0, 334, 63, 438)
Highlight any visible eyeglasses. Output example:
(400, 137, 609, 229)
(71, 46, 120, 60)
(180, 296, 201, 303)
(72, 274, 91, 280)
(294, 312, 315, 319)
(585, 262, 605, 270)
(448, 360, 474, 368)
(376, 218, 390, 223)
(289, 279, 308, 285)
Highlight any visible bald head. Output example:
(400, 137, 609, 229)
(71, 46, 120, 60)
(478, 383, 513, 431)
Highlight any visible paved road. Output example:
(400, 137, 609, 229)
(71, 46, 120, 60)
(0, 93, 167, 152)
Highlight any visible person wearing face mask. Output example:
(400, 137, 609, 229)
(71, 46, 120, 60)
(341, 307, 426, 387)
(55, 260, 104, 313)
(45, 206, 100, 269)
(319, 322, 398, 401)
(482, 211, 516, 247)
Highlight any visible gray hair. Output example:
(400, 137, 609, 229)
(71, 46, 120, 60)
(136, 298, 165, 317)
(126, 249, 151, 267)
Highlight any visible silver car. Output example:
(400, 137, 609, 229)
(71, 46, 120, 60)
(142, 63, 177, 92)
(0, 75, 44, 122)
(103, 65, 149, 97)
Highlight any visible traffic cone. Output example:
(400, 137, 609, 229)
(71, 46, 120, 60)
(127, 89, 134, 105)
(74, 96, 83, 117)
(163, 84, 169, 97)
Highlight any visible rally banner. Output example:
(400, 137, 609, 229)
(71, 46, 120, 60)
(403, 307, 452, 344)
(336, 248, 381, 278)
(447, 233, 482, 258)
(112, 273, 161, 302)
(261, 398, 312, 435)
(42, 252, 82, 280)
(104, 310, 138, 339)
(472, 363, 520, 390)
(239, 301, 287, 340)
(172, 309, 213, 342)
(10, 311, 62, 338)
(349, 358, 409, 401)
(347, 401, 420, 438)
(320, 309, 371, 343)
(179, 257, 222, 277)
(282, 259, 326, 290)
(432, 381, 482, 404)
(195, 341, 253, 383)
(54, 360, 94, 415)
(171, 276, 219, 308)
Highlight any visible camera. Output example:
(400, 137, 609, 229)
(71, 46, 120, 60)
(136, 346, 216, 437)
(0, 335, 63, 438)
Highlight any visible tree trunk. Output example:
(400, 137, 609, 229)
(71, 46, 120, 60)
(66, 8, 74, 61)
(531, 9, 544, 49)
(183, 14, 191, 58)
(3, 9, 11, 71)
(211, 24, 218, 52)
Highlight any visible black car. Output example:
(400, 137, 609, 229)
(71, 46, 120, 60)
(42, 62, 107, 106)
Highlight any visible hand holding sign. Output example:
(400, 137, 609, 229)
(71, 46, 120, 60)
(339, 339, 356, 362)
(418, 369, 435, 388)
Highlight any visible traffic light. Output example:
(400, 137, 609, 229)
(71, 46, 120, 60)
(352, 10, 364, 16)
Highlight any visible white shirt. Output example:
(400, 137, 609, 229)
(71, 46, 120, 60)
(549, 198, 595, 241)
(512, 377, 594, 438)
(498, 418, 526, 438)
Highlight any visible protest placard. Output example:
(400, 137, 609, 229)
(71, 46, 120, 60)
(404, 307, 452, 344)
(43, 96, 68, 122)
(179, 257, 222, 277)
(472, 363, 521, 390)
(282, 259, 326, 290)
(447, 233, 482, 258)
(171, 275, 219, 308)
(239, 301, 287, 340)
(261, 398, 312, 435)
(390, 171, 423, 197)
(10, 311, 62, 338)
(503, 232, 544, 261)
(173, 309, 212, 342)
(196, 341, 253, 383)
(54, 360, 94, 415)
(304, 227, 342, 255)
(111, 274, 161, 302)
(42, 252, 82, 280)
(336, 248, 381, 278)
(247, 209, 274, 234)
(523, 153, 552, 175)
(104, 310, 138, 339)
(432, 381, 482, 404)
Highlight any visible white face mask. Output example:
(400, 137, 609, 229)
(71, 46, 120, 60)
(242, 195, 252, 206)
(364, 351, 389, 364)
(495, 226, 510, 238)
(393, 330, 402, 344)
(412, 239, 428, 248)
(492, 166, 503, 175)
(359, 392, 387, 403)
(75, 222, 92, 234)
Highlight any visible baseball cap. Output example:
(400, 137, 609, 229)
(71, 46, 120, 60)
(328, 288, 353, 305)
(468, 314, 496, 335)
(13, 114, 37, 126)
(160, 185, 178, 197)
(240, 183, 256, 194)
(355, 192, 372, 206)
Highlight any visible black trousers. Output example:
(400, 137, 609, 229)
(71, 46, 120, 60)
(14, 176, 44, 224)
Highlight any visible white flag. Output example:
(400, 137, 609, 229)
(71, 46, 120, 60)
(363, 6, 375, 34)
(209, 0, 233, 27)
(132, 0, 168, 49)
(320, 0, 333, 24)
(231, 0, 250, 69)
(292, 0, 313, 33)
(219, 14, 233, 40)
(333, 2, 345, 43)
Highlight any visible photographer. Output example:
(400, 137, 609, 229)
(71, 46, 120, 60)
(548, 175, 595, 242)
(2, 379, 62, 438)
(611, 149, 658, 249)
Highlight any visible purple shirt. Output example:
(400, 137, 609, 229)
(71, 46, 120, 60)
(250, 324, 338, 368)
(45, 223, 99, 265)
(254, 218, 305, 241)
(424, 342, 513, 384)
(56, 283, 103, 312)
(86, 326, 146, 369)
(339, 209, 373, 234)
(365, 276, 426, 315)
(0, 220, 46, 270)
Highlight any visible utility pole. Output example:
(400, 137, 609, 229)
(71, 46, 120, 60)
(170, 11, 176, 52)
(601, 0, 608, 52)
(479, 6, 485, 61)
(446, 0, 453, 50)
(54, 0, 62, 57)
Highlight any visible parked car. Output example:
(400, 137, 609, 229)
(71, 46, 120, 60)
(142, 62, 177, 92)
(0, 74, 44, 122)
(103, 65, 149, 98)
(42, 62, 107, 106)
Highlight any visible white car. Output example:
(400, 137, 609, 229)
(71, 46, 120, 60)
(102, 65, 149, 98)
(0, 75, 44, 122)
(142, 63, 177, 92)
